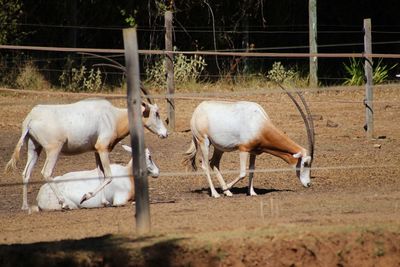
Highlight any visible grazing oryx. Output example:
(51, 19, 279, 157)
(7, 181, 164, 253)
(34, 145, 159, 211)
(5, 98, 167, 210)
(183, 92, 314, 198)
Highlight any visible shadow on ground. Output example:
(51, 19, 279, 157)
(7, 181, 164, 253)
(0, 234, 187, 267)
(192, 186, 292, 196)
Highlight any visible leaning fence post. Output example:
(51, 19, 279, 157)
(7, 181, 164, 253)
(165, 10, 175, 131)
(123, 27, 151, 234)
(364, 18, 374, 139)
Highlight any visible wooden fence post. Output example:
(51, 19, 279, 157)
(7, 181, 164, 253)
(123, 27, 151, 234)
(165, 10, 175, 131)
(309, 0, 318, 87)
(364, 18, 374, 139)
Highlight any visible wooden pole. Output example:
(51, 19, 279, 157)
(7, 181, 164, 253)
(309, 0, 318, 87)
(165, 11, 175, 131)
(123, 28, 151, 234)
(364, 18, 374, 139)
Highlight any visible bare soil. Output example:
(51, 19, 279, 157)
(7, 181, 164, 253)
(0, 86, 399, 266)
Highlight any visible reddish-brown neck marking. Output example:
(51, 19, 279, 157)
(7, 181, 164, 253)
(116, 109, 130, 138)
(240, 123, 305, 165)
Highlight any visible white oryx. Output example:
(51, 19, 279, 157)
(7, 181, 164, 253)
(5, 98, 168, 210)
(34, 145, 159, 211)
(183, 92, 314, 198)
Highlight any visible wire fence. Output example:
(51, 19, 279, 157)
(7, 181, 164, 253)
(1, 41, 400, 215)
(1, 164, 399, 189)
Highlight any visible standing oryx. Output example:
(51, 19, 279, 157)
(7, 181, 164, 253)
(5, 98, 168, 210)
(183, 91, 314, 198)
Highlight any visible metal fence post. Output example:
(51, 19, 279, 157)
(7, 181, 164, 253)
(123, 27, 151, 234)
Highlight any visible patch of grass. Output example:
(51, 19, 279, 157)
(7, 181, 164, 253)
(16, 61, 50, 90)
(374, 242, 385, 257)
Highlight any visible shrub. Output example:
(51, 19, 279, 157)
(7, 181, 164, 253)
(343, 58, 397, 86)
(267, 62, 296, 83)
(16, 61, 49, 90)
(266, 61, 307, 87)
(59, 63, 103, 92)
(145, 50, 207, 87)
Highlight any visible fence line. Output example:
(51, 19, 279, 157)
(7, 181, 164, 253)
(1, 164, 397, 188)
(2, 44, 400, 59)
(1, 86, 400, 106)
(9, 21, 400, 32)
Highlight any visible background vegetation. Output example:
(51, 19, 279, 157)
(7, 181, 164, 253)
(1, 0, 400, 91)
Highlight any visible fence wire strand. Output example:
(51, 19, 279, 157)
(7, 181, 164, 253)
(1, 164, 398, 188)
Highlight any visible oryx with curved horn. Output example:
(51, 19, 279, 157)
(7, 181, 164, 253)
(183, 87, 315, 198)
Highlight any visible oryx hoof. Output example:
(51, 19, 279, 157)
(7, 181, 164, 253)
(80, 192, 93, 204)
(211, 192, 221, 198)
(61, 203, 70, 210)
(248, 190, 258, 196)
(101, 200, 111, 207)
(223, 190, 233, 197)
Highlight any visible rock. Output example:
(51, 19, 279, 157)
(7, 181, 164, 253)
(326, 120, 338, 128)
(312, 114, 323, 121)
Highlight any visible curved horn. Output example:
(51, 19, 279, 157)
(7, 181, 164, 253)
(93, 63, 126, 72)
(140, 82, 154, 104)
(277, 83, 315, 164)
(80, 52, 154, 104)
(294, 91, 315, 163)
(79, 52, 125, 70)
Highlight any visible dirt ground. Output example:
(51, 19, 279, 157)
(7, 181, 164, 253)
(0, 85, 399, 266)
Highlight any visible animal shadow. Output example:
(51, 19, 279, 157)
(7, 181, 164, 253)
(192, 186, 292, 196)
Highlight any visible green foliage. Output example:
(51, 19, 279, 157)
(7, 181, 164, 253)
(267, 62, 296, 83)
(342, 58, 364, 86)
(120, 9, 137, 27)
(0, 0, 23, 44)
(16, 61, 49, 90)
(146, 51, 207, 87)
(59, 58, 103, 92)
(373, 59, 397, 84)
(343, 58, 397, 86)
(266, 61, 307, 87)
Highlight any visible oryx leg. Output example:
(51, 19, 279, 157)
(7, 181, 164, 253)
(199, 138, 220, 198)
(210, 148, 232, 196)
(94, 152, 110, 206)
(41, 145, 68, 209)
(248, 154, 257, 196)
(227, 151, 249, 190)
(80, 149, 112, 205)
(21, 139, 42, 210)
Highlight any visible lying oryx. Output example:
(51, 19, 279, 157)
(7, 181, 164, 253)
(5, 98, 167, 210)
(183, 96, 314, 198)
(34, 145, 159, 211)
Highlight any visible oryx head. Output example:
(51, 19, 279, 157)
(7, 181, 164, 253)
(293, 152, 311, 187)
(142, 102, 168, 139)
(122, 145, 160, 178)
(279, 84, 315, 188)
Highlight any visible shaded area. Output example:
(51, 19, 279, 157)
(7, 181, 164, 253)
(1, 230, 399, 267)
(192, 186, 291, 196)
(0, 234, 188, 267)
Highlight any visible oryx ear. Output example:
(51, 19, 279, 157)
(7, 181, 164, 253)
(293, 152, 302, 158)
(121, 145, 132, 153)
(141, 102, 150, 117)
